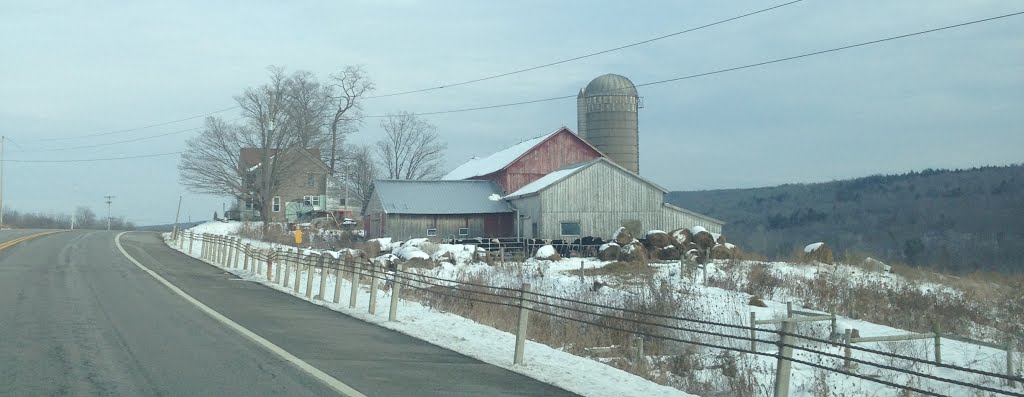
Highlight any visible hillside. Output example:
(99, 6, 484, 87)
(667, 164, 1024, 273)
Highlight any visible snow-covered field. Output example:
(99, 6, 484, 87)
(169, 222, 1022, 397)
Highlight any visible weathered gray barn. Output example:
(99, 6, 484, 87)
(505, 158, 723, 240)
(362, 180, 515, 239)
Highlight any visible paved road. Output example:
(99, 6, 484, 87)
(0, 230, 578, 396)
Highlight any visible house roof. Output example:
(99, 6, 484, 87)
(442, 127, 602, 180)
(240, 147, 327, 173)
(371, 180, 513, 215)
(505, 157, 663, 199)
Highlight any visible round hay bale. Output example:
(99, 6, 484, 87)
(748, 296, 768, 307)
(656, 245, 681, 260)
(693, 231, 715, 251)
(646, 230, 673, 249)
(669, 228, 692, 247)
(363, 241, 381, 259)
(598, 243, 620, 261)
(617, 241, 648, 263)
(612, 226, 634, 246)
(711, 244, 735, 260)
(535, 245, 562, 261)
(716, 234, 728, 245)
(802, 242, 834, 264)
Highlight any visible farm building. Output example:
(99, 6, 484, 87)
(443, 127, 603, 194)
(362, 180, 515, 239)
(504, 157, 723, 240)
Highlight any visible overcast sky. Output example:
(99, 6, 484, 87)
(2, 0, 1021, 226)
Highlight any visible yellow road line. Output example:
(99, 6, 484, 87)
(0, 230, 64, 251)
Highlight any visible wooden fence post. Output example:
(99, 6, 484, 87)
(368, 261, 378, 314)
(389, 264, 402, 322)
(243, 243, 251, 271)
(349, 258, 359, 309)
(844, 329, 853, 369)
(234, 239, 242, 268)
(317, 255, 327, 300)
(305, 255, 315, 298)
(333, 258, 342, 304)
(283, 251, 292, 287)
(293, 252, 302, 294)
(933, 323, 942, 365)
(750, 312, 757, 352)
(272, 249, 281, 283)
(514, 283, 532, 365)
(773, 320, 795, 397)
(226, 238, 235, 268)
(1008, 340, 1016, 388)
(188, 232, 194, 256)
(786, 302, 793, 318)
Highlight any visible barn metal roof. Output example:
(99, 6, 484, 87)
(372, 180, 513, 214)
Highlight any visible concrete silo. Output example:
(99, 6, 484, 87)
(577, 74, 640, 174)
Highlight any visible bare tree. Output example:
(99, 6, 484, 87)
(324, 66, 374, 175)
(179, 66, 319, 233)
(338, 144, 379, 210)
(375, 112, 447, 180)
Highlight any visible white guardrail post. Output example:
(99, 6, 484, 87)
(243, 243, 251, 271)
(773, 319, 795, 397)
(282, 250, 291, 287)
(389, 264, 403, 322)
(188, 232, 194, 256)
(514, 283, 532, 365)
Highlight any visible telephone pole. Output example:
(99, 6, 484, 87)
(104, 195, 115, 230)
(1, 135, 5, 228)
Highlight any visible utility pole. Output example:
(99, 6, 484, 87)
(104, 195, 115, 230)
(172, 195, 182, 239)
(1, 135, 5, 228)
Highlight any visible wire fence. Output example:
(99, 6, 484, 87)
(173, 230, 1023, 396)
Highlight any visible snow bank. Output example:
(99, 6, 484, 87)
(187, 221, 245, 235)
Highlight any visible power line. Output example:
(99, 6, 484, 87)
(2, 151, 182, 163)
(26, 106, 239, 143)
(364, 0, 805, 99)
(363, 10, 1024, 118)
(19, 117, 246, 153)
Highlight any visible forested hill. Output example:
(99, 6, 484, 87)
(667, 164, 1024, 273)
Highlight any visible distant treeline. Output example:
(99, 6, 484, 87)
(2, 206, 135, 230)
(668, 164, 1024, 273)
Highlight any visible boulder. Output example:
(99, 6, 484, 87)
(645, 230, 673, 249)
(748, 296, 768, 307)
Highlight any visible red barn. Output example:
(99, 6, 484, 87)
(443, 127, 604, 194)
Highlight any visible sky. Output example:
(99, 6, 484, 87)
(1, 0, 1021, 226)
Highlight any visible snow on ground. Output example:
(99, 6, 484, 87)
(169, 226, 692, 397)
(175, 223, 1020, 396)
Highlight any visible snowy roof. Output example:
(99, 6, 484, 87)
(804, 242, 825, 253)
(372, 180, 513, 215)
(503, 160, 594, 199)
(442, 128, 563, 180)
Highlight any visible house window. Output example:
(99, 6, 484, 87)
(560, 222, 581, 236)
(272, 196, 281, 212)
(244, 198, 254, 210)
(426, 228, 438, 237)
(303, 195, 320, 207)
(458, 228, 469, 236)
(307, 173, 316, 187)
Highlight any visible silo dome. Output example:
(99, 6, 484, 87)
(577, 74, 640, 174)
(584, 74, 639, 97)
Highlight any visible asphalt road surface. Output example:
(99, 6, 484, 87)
(0, 230, 578, 396)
